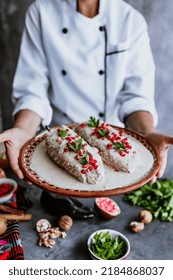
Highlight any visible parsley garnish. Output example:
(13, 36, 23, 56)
(67, 138, 83, 153)
(79, 151, 90, 165)
(113, 142, 126, 151)
(58, 129, 68, 139)
(98, 129, 109, 137)
(89, 231, 126, 260)
(88, 116, 100, 128)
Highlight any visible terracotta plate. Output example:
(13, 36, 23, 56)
(19, 125, 161, 198)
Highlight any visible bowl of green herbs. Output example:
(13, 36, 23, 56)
(87, 229, 130, 260)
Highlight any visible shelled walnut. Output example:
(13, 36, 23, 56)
(36, 219, 51, 233)
(36, 219, 67, 249)
(38, 238, 55, 248)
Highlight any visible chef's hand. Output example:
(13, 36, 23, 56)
(145, 132, 173, 183)
(0, 127, 34, 179)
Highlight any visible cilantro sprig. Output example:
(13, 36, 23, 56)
(124, 179, 173, 221)
(88, 116, 100, 128)
(58, 129, 68, 139)
(89, 231, 126, 260)
(113, 142, 126, 151)
(67, 138, 83, 153)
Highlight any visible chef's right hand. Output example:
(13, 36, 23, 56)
(0, 127, 34, 179)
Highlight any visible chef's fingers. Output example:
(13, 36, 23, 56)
(156, 147, 168, 178)
(6, 148, 24, 180)
(0, 130, 11, 143)
(150, 175, 157, 184)
(25, 178, 33, 185)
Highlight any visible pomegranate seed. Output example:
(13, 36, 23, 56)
(133, 151, 136, 154)
(77, 150, 83, 156)
(65, 136, 72, 141)
(119, 151, 125, 157)
(107, 143, 112, 150)
(122, 138, 128, 143)
(80, 123, 86, 128)
(75, 155, 79, 160)
(82, 164, 87, 168)
(64, 148, 69, 153)
(81, 169, 86, 174)
(89, 166, 94, 171)
(82, 143, 87, 147)
(93, 164, 98, 169)
(119, 131, 123, 137)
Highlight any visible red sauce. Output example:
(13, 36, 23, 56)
(0, 183, 13, 197)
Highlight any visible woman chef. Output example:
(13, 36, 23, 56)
(0, 0, 173, 182)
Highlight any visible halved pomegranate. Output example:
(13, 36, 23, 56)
(95, 197, 121, 219)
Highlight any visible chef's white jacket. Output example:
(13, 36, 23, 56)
(12, 0, 158, 127)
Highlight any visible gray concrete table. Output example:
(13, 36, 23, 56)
(6, 169, 172, 260)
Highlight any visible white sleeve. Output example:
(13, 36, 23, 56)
(117, 14, 158, 127)
(12, 2, 53, 126)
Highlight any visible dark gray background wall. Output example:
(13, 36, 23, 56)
(0, 0, 173, 178)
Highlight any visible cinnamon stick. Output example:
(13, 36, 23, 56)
(0, 213, 32, 221)
(0, 205, 25, 215)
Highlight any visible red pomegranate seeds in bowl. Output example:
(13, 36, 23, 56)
(0, 178, 17, 203)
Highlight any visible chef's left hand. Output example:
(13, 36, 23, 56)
(145, 132, 173, 183)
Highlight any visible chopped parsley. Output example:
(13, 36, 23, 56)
(89, 231, 126, 260)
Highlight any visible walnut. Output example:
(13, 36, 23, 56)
(58, 215, 73, 231)
(39, 232, 50, 240)
(130, 221, 144, 233)
(36, 218, 68, 249)
(139, 210, 152, 224)
(49, 227, 60, 233)
(61, 231, 67, 239)
(36, 219, 51, 233)
(38, 238, 55, 248)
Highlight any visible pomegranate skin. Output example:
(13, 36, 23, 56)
(95, 197, 121, 219)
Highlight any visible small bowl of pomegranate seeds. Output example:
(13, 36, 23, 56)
(0, 178, 17, 203)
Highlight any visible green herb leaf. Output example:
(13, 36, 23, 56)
(89, 231, 126, 260)
(124, 179, 173, 221)
(79, 151, 90, 165)
(88, 116, 100, 128)
(67, 138, 83, 153)
(113, 142, 126, 151)
(98, 129, 109, 137)
(58, 129, 68, 139)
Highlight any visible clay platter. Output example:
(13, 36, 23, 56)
(19, 125, 161, 198)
